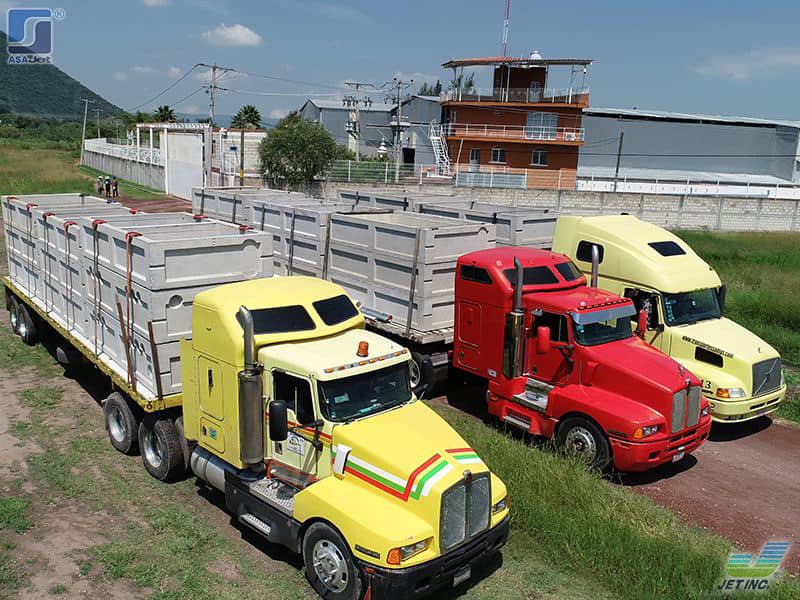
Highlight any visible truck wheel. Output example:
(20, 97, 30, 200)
(303, 522, 363, 600)
(410, 351, 434, 397)
(17, 304, 38, 346)
(103, 392, 140, 455)
(557, 416, 612, 471)
(138, 415, 185, 481)
(8, 297, 21, 333)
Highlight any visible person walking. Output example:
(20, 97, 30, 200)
(104, 176, 111, 198)
(97, 176, 104, 195)
(111, 176, 119, 198)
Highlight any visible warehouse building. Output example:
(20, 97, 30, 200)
(579, 108, 800, 186)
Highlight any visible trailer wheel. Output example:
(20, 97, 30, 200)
(17, 304, 38, 346)
(8, 297, 20, 333)
(303, 522, 363, 600)
(103, 392, 140, 455)
(139, 415, 185, 481)
(557, 416, 612, 471)
(410, 351, 434, 397)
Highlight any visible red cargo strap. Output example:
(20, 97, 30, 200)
(129, 208, 141, 214)
(41, 211, 56, 220)
(25, 202, 38, 209)
(193, 214, 208, 221)
(91, 218, 107, 228)
(239, 224, 253, 232)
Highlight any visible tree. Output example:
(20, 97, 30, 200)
(448, 72, 475, 93)
(231, 105, 262, 129)
(418, 80, 442, 96)
(154, 105, 176, 122)
(258, 116, 340, 188)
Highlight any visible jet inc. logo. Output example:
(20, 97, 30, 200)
(6, 8, 65, 64)
(718, 541, 791, 593)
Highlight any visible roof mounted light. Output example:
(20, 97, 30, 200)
(357, 341, 369, 357)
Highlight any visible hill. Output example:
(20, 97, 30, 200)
(0, 30, 122, 119)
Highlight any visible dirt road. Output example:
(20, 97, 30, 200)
(618, 417, 800, 574)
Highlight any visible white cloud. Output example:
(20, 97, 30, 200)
(694, 47, 800, 81)
(269, 108, 288, 119)
(143, 0, 169, 6)
(202, 23, 262, 46)
(131, 65, 158, 76)
(113, 72, 128, 81)
(166, 66, 181, 78)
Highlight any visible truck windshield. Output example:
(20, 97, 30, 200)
(572, 305, 635, 346)
(317, 363, 411, 422)
(662, 288, 721, 326)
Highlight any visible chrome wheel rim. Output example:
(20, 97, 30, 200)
(409, 358, 422, 390)
(564, 426, 597, 463)
(16, 312, 27, 337)
(143, 428, 163, 469)
(108, 405, 126, 443)
(9, 305, 19, 331)
(312, 539, 349, 593)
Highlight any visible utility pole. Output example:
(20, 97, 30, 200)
(240, 127, 245, 186)
(79, 97, 95, 165)
(391, 78, 411, 184)
(613, 131, 625, 192)
(344, 81, 373, 163)
(197, 62, 236, 126)
(93, 107, 103, 139)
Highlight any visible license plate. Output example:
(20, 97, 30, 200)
(672, 451, 686, 463)
(453, 565, 471, 587)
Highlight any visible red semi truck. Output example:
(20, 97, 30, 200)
(446, 247, 712, 471)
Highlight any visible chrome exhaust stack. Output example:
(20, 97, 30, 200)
(590, 244, 600, 288)
(237, 306, 264, 473)
(503, 257, 526, 379)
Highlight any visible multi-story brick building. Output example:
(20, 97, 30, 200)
(435, 54, 592, 189)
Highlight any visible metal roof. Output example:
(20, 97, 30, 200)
(442, 56, 593, 68)
(586, 107, 800, 130)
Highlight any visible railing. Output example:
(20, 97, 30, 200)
(441, 86, 589, 105)
(577, 175, 800, 200)
(323, 160, 429, 184)
(453, 164, 576, 190)
(83, 138, 163, 165)
(443, 122, 585, 142)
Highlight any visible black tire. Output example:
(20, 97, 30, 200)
(174, 415, 192, 472)
(302, 522, 363, 600)
(8, 296, 21, 333)
(138, 414, 185, 481)
(17, 304, 38, 346)
(557, 416, 612, 471)
(103, 392, 140, 455)
(410, 351, 434, 397)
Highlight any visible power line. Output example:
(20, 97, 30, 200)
(233, 68, 347, 91)
(128, 65, 200, 111)
(170, 85, 206, 108)
(217, 86, 339, 97)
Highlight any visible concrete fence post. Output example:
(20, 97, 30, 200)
(716, 197, 724, 231)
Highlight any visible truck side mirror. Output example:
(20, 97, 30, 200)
(536, 326, 551, 354)
(717, 285, 726, 313)
(636, 310, 648, 338)
(269, 399, 288, 442)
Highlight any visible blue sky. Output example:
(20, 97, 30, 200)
(6, 0, 800, 120)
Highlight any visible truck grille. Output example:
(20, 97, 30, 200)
(440, 474, 490, 552)
(686, 386, 701, 428)
(671, 389, 686, 433)
(752, 358, 782, 398)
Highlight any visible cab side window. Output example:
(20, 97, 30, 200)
(534, 312, 568, 343)
(274, 372, 315, 425)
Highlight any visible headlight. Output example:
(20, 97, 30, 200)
(716, 387, 746, 399)
(700, 405, 710, 417)
(387, 538, 431, 565)
(492, 496, 508, 515)
(633, 424, 660, 439)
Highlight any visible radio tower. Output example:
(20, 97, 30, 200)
(501, 0, 511, 57)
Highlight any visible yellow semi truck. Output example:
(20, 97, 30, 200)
(552, 215, 785, 423)
(4, 274, 509, 599)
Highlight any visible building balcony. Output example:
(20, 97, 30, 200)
(443, 122, 585, 143)
(441, 87, 589, 106)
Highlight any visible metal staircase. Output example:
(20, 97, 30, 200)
(429, 123, 452, 176)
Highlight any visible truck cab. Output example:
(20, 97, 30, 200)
(181, 277, 509, 599)
(552, 215, 786, 423)
(454, 247, 711, 472)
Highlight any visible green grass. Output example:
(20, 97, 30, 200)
(0, 497, 32, 534)
(433, 402, 800, 600)
(0, 498, 31, 598)
(78, 164, 165, 200)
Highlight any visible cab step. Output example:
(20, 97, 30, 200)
(504, 414, 531, 431)
(239, 513, 273, 537)
(248, 477, 296, 515)
(512, 377, 553, 413)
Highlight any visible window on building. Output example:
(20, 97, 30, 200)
(490, 146, 506, 163)
(526, 112, 558, 140)
(531, 147, 548, 166)
(469, 148, 481, 163)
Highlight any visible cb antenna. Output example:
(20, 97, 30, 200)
(501, 0, 511, 57)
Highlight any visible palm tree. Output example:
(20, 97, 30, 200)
(154, 105, 176, 122)
(230, 105, 263, 186)
(231, 105, 262, 129)
(448, 72, 475, 93)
